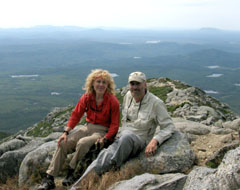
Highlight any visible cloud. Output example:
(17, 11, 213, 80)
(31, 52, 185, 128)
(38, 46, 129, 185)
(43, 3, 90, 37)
(206, 74, 223, 78)
(11, 74, 39, 78)
(145, 40, 161, 44)
(204, 90, 219, 94)
(51, 92, 61, 96)
(0, 0, 240, 30)
(110, 73, 119, 78)
(206, 65, 220, 69)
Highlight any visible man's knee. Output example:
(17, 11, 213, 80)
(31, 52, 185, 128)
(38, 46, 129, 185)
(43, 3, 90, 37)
(94, 150, 114, 174)
(119, 133, 134, 145)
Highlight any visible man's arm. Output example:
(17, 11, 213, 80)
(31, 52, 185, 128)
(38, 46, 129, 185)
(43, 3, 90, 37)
(145, 100, 175, 156)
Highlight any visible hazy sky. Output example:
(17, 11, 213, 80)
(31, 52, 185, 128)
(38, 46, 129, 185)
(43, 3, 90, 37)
(0, 0, 239, 30)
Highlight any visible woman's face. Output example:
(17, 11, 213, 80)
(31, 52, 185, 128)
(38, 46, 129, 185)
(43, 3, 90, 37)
(93, 77, 108, 95)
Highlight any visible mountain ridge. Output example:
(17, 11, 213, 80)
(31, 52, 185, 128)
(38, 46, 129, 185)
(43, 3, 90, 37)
(0, 77, 240, 189)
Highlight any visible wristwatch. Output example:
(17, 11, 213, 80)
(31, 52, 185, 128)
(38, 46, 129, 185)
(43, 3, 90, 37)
(63, 130, 69, 135)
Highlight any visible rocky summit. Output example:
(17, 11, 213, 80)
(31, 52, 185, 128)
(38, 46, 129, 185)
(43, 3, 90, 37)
(0, 77, 239, 190)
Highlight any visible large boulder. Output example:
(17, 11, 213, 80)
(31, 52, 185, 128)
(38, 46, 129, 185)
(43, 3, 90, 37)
(18, 141, 57, 186)
(173, 118, 210, 135)
(0, 138, 27, 157)
(108, 173, 187, 190)
(223, 118, 240, 131)
(127, 130, 195, 174)
(183, 146, 240, 190)
(18, 128, 81, 186)
(18, 129, 194, 187)
(0, 138, 44, 183)
(0, 131, 62, 184)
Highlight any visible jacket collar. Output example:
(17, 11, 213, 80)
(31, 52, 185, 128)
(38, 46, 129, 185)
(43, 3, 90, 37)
(89, 91, 110, 105)
(130, 90, 149, 104)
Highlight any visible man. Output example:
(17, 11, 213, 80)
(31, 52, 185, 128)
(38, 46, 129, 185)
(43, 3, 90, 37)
(71, 71, 176, 190)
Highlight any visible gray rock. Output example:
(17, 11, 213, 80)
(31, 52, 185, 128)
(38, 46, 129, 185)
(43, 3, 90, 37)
(223, 118, 240, 131)
(183, 133, 198, 144)
(210, 126, 234, 135)
(18, 125, 83, 186)
(16, 135, 33, 142)
(53, 126, 64, 132)
(215, 119, 224, 128)
(42, 132, 62, 142)
(184, 146, 240, 190)
(1, 77, 239, 189)
(129, 130, 195, 174)
(108, 173, 187, 190)
(165, 84, 237, 124)
(186, 115, 207, 122)
(18, 141, 57, 186)
(201, 116, 215, 125)
(198, 106, 219, 118)
(0, 138, 26, 157)
(173, 118, 210, 135)
(205, 142, 240, 168)
(183, 166, 216, 190)
(0, 139, 44, 183)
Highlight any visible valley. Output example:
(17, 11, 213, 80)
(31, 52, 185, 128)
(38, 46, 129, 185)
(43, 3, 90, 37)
(0, 27, 240, 134)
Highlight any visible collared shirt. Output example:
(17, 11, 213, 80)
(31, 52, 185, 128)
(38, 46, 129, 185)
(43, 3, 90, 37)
(121, 90, 175, 144)
(67, 92, 120, 140)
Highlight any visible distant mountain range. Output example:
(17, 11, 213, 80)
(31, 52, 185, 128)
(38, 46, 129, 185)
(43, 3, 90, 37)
(0, 26, 240, 134)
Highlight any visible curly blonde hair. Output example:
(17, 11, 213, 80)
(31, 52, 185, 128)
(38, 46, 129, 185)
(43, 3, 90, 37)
(84, 69, 116, 95)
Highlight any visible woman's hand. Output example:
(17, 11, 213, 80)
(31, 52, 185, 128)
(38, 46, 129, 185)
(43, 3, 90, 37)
(57, 132, 68, 147)
(145, 139, 158, 157)
(96, 137, 106, 149)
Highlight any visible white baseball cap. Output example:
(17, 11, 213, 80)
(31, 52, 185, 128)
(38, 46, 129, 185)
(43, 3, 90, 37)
(128, 72, 146, 83)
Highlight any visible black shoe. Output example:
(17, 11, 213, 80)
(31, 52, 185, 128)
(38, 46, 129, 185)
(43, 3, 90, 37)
(38, 174, 56, 190)
(62, 168, 76, 186)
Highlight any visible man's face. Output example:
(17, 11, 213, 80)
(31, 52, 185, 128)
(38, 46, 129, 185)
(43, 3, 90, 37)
(129, 81, 146, 100)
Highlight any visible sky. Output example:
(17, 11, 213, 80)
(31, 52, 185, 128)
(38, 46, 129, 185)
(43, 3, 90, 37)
(0, 0, 239, 30)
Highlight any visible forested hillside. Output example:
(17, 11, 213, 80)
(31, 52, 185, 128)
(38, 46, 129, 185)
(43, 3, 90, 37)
(0, 27, 240, 134)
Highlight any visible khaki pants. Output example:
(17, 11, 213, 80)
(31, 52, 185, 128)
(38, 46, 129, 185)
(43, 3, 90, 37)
(47, 123, 108, 177)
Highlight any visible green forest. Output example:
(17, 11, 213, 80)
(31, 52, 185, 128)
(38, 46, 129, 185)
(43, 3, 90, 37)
(0, 27, 240, 135)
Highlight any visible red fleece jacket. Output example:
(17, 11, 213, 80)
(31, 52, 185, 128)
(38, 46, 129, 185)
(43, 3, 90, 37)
(67, 92, 120, 140)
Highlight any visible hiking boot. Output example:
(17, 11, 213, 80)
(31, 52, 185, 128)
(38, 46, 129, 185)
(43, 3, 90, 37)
(38, 174, 55, 190)
(62, 168, 76, 186)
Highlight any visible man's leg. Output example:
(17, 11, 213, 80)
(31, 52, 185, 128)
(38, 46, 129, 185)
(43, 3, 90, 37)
(110, 131, 146, 168)
(70, 131, 145, 190)
(70, 146, 115, 190)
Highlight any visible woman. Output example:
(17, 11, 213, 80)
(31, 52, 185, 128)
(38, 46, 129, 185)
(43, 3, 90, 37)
(38, 69, 120, 190)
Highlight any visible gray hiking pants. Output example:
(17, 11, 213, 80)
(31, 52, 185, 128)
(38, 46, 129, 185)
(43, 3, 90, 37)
(71, 130, 146, 190)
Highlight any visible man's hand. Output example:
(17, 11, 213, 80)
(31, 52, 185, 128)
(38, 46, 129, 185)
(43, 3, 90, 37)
(145, 139, 158, 157)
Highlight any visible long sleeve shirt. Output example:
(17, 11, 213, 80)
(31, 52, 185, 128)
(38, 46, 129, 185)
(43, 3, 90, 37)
(121, 91, 175, 144)
(67, 92, 120, 140)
